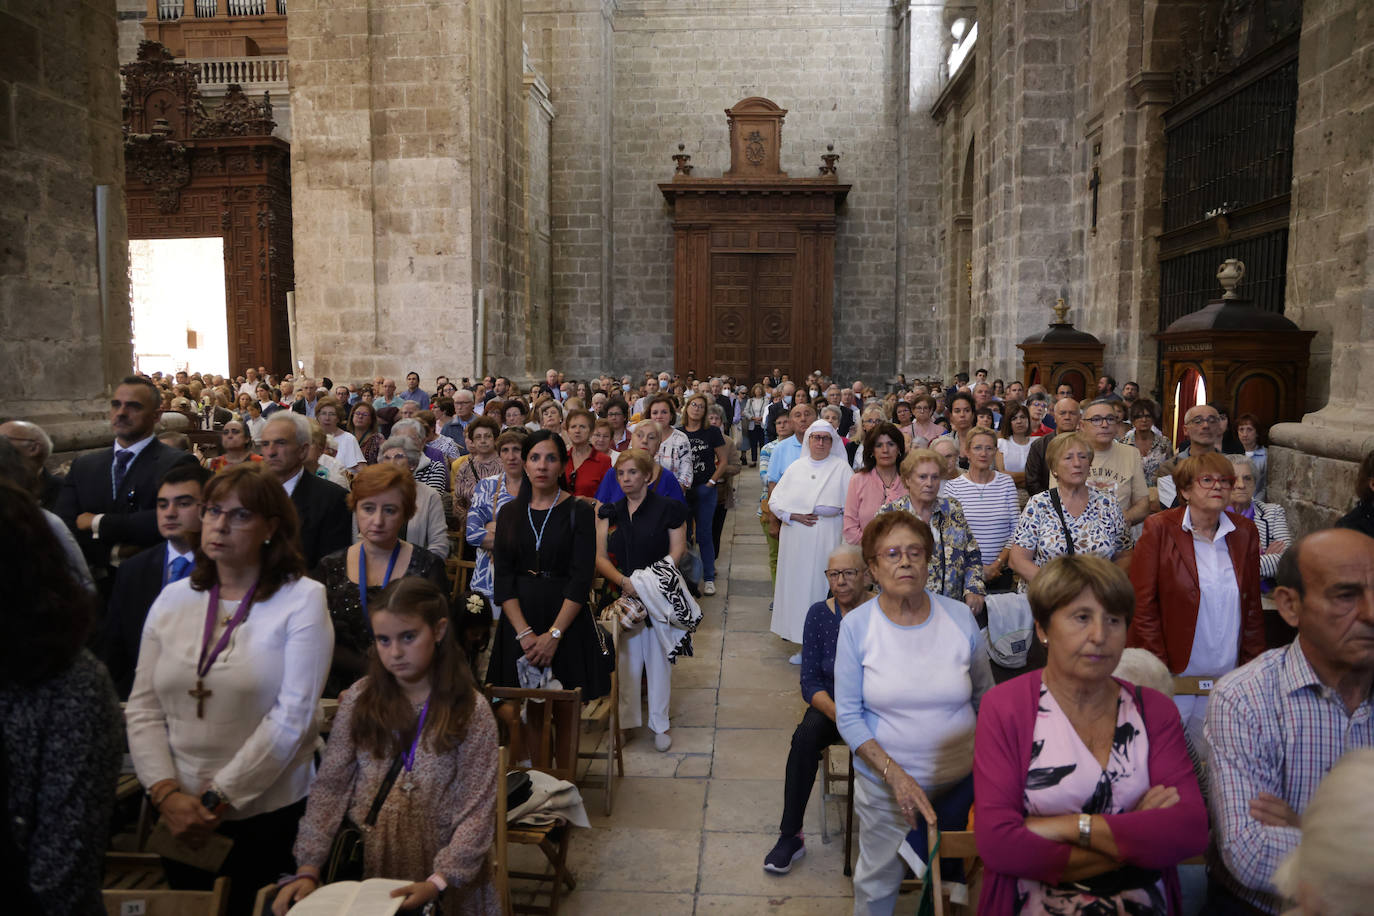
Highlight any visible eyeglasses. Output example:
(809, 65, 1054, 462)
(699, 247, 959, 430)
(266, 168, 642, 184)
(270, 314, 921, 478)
(1195, 475, 1236, 490)
(825, 568, 862, 580)
(1084, 416, 1116, 426)
(200, 504, 258, 527)
(875, 546, 926, 564)
(1186, 416, 1221, 426)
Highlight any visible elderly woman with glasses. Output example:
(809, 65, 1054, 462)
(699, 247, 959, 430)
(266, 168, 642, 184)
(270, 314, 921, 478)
(835, 511, 994, 914)
(763, 544, 873, 875)
(1128, 452, 1265, 749)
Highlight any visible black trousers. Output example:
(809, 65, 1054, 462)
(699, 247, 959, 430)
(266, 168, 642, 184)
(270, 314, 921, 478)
(163, 797, 306, 915)
(779, 706, 842, 836)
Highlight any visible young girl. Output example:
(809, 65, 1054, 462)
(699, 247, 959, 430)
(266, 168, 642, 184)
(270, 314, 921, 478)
(274, 578, 499, 915)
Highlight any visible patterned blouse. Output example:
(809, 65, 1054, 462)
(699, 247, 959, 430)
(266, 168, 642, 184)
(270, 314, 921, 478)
(876, 495, 986, 600)
(358, 431, 385, 465)
(452, 453, 503, 522)
(1118, 429, 1174, 486)
(1012, 488, 1132, 590)
(465, 473, 518, 599)
(1017, 683, 1165, 914)
(292, 683, 501, 915)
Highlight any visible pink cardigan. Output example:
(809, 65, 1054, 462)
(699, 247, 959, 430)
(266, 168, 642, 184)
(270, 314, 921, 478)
(973, 671, 1209, 914)
(843, 469, 908, 544)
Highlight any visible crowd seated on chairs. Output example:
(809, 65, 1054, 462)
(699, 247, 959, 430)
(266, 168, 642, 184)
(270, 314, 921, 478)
(7, 363, 1374, 916)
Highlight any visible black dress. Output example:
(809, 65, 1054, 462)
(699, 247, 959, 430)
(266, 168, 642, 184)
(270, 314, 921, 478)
(488, 494, 608, 701)
(311, 543, 449, 697)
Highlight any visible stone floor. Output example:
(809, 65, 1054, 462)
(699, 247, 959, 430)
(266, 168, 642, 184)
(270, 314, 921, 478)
(510, 469, 859, 914)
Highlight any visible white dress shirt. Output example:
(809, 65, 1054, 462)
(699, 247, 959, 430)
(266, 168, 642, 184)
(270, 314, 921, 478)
(1180, 507, 1241, 677)
(125, 576, 332, 818)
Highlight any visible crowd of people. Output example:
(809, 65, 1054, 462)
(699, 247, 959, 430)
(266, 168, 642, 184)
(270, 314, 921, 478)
(1, 362, 1372, 916)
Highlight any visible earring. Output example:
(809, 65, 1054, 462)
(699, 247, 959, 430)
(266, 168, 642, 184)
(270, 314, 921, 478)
(264, 537, 272, 545)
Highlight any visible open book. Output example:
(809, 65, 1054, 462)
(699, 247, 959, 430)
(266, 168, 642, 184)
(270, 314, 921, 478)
(283, 879, 413, 916)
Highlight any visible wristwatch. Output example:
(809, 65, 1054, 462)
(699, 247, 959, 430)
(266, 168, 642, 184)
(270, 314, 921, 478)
(201, 787, 230, 816)
(1077, 813, 1092, 848)
(549, 627, 563, 640)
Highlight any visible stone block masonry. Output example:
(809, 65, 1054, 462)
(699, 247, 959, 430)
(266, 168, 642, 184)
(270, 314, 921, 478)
(288, 0, 528, 384)
(1, 0, 131, 450)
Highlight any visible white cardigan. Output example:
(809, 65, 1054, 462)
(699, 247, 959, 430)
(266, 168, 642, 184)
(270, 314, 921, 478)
(126, 575, 332, 819)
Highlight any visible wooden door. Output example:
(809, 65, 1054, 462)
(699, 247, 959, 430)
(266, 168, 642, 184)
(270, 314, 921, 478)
(709, 253, 795, 381)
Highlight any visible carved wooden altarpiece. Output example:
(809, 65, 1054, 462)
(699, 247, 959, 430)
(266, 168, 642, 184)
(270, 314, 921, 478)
(122, 41, 292, 373)
(659, 97, 849, 381)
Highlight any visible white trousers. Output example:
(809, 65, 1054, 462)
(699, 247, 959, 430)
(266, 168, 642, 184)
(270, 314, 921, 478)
(617, 622, 671, 734)
(852, 774, 908, 916)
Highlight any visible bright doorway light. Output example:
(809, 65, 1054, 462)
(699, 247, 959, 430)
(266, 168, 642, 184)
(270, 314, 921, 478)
(129, 238, 228, 377)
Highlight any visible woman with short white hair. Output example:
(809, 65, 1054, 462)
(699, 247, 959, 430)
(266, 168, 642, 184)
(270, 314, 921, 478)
(1273, 749, 1374, 916)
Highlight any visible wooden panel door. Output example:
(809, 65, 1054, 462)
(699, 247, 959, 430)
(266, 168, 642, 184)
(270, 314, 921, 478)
(708, 253, 795, 381)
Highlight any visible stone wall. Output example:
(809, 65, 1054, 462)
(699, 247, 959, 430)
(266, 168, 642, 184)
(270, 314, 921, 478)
(117, 0, 145, 64)
(2, 0, 129, 449)
(522, 65, 555, 378)
(1268, 0, 1374, 531)
(523, 0, 615, 377)
(287, 0, 525, 384)
(606, 0, 903, 382)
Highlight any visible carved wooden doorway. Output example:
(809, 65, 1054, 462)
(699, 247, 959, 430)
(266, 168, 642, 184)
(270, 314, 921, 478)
(660, 98, 848, 381)
(122, 42, 293, 374)
(709, 253, 795, 381)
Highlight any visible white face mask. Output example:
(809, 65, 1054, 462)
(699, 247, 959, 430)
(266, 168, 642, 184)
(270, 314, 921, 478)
(622, 384, 631, 392)
(809, 389, 819, 398)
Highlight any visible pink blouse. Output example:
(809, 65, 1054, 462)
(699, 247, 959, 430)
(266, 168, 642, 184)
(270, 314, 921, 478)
(843, 469, 908, 544)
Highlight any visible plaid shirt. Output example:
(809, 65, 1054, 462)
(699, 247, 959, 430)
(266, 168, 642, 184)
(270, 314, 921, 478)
(1204, 639, 1374, 913)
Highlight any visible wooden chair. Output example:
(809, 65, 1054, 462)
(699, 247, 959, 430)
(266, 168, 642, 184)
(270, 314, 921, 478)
(1172, 676, 1215, 696)
(448, 556, 477, 603)
(819, 743, 857, 874)
(576, 610, 623, 815)
(488, 686, 581, 916)
(493, 746, 515, 916)
(927, 826, 983, 916)
(103, 877, 229, 916)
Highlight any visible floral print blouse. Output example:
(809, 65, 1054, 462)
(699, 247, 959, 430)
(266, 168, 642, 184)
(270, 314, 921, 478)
(876, 495, 986, 600)
(1012, 488, 1132, 591)
(1118, 429, 1174, 487)
(1016, 683, 1165, 914)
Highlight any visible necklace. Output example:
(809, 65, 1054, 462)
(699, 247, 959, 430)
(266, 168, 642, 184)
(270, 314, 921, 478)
(398, 695, 432, 794)
(191, 581, 259, 718)
(527, 490, 564, 573)
(876, 468, 899, 502)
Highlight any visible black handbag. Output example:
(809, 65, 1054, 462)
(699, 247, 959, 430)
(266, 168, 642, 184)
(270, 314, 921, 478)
(323, 753, 405, 884)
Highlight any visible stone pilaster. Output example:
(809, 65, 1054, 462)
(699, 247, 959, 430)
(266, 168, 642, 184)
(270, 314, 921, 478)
(1268, 0, 1374, 532)
(1, 0, 129, 450)
(287, 0, 526, 385)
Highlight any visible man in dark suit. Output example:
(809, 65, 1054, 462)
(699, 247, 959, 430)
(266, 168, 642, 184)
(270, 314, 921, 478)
(764, 381, 796, 443)
(56, 375, 198, 586)
(103, 462, 211, 698)
(260, 412, 350, 569)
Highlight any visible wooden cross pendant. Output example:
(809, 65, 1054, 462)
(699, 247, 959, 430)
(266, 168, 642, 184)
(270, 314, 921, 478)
(188, 679, 212, 718)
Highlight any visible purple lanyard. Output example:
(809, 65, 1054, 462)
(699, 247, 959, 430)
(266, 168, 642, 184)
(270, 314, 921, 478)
(199, 582, 259, 679)
(402, 697, 431, 773)
(358, 542, 402, 629)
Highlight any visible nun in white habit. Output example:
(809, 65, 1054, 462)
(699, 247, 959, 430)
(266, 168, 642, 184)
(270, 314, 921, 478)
(769, 420, 855, 646)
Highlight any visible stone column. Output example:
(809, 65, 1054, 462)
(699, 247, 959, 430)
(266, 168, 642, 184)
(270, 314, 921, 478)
(1, 0, 129, 450)
(287, 0, 525, 385)
(1267, 0, 1374, 532)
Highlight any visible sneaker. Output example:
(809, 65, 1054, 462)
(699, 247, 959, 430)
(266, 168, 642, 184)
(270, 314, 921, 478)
(763, 833, 806, 874)
(788, 652, 803, 665)
(703, 581, 716, 596)
(653, 731, 672, 752)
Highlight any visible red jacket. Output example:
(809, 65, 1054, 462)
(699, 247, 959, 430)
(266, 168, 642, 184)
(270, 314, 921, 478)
(1128, 507, 1265, 674)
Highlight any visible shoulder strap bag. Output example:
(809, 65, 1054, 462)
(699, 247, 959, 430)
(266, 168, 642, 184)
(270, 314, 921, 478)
(323, 752, 405, 884)
(1048, 489, 1077, 556)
